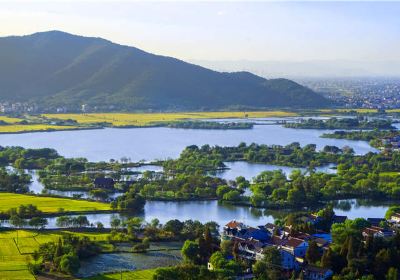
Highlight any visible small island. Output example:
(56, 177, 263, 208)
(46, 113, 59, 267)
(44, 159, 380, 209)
(284, 117, 394, 130)
(166, 121, 254, 130)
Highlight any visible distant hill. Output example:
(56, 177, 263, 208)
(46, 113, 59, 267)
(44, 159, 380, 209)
(0, 31, 330, 111)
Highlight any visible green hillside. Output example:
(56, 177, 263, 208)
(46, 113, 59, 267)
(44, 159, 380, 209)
(0, 31, 330, 111)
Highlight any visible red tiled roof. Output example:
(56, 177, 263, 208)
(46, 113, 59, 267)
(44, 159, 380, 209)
(225, 220, 243, 228)
(363, 227, 380, 236)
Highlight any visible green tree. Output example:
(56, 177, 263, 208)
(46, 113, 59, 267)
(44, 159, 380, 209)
(386, 267, 398, 280)
(253, 246, 282, 279)
(306, 240, 320, 264)
(28, 217, 48, 230)
(181, 240, 200, 264)
(59, 253, 80, 274)
(222, 190, 241, 201)
(10, 214, 26, 245)
(209, 251, 227, 269)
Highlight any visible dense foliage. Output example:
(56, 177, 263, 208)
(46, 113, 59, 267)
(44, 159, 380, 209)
(30, 235, 100, 275)
(322, 130, 400, 149)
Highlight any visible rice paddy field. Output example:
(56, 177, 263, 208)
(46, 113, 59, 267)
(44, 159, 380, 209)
(43, 111, 299, 127)
(0, 230, 112, 280)
(0, 124, 80, 133)
(0, 109, 389, 134)
(0, 116, 25, 123)
(0, 193, 111, 213)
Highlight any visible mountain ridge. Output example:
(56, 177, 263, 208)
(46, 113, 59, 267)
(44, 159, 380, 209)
(0, 31, 330, 112)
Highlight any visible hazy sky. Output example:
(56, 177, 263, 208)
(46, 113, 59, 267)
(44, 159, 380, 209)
(1, 1, 399, 63)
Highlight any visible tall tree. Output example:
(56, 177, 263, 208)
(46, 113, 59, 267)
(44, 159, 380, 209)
(306, 240, 320, 264)
(181, 240, 200, 264)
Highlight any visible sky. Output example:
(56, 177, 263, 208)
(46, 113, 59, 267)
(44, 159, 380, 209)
(1, 1, 399, 76)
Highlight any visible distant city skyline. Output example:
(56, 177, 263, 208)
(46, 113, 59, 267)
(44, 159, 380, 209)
(1, 1, 399, 77)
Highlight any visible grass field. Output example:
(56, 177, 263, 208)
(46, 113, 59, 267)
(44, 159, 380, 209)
(0, 231, 35, 280)
(1, 109, 392, 134)
(0, 193, 111, 213)
(0, 124, 80, 133)
(0, 116, 25, 123)
(43, 111, 299, 127)
(0, 229, 112, 280)
(84, 268, 157, 280)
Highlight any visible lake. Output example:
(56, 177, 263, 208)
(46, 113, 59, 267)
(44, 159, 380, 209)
(0, 119, 390, 230)
(0, 122, 376, 162)
(2, 199, 388, 230)
(215, 161, 337, 181)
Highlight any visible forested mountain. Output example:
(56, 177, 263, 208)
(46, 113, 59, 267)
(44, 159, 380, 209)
(0, 31, 330, 111)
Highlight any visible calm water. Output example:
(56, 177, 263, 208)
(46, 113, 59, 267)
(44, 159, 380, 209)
(0, 123, 376, 162)
(216, 162, 337, 181)
(0, 121, 389, 229)
(77, 250, 181, 278)
(2, 199, 387, 229)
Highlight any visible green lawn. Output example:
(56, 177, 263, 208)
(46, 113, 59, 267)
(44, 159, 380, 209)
(84, 269, 157, 280)
(0, 235, 33, 280)
(0, 269, 36, 280)
(0, 229, 113, 280)
(0, 193, 111, 213)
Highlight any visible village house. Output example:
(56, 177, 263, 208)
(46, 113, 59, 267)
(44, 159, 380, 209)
(223, 221, 270, 242)
(280, 237, 309, 258)
(93, 177, 115, 189)
(332, 215, 347, 224)
(389, 213, 400, 224)
(367, 217, 385, 227)
(362, 226, 394, 239)
(223, 221, 310, 274)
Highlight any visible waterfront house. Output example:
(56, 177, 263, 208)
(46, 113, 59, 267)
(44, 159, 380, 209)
(223, 221, 270, 242)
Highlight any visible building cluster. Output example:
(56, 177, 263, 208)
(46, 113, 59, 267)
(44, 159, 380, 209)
(299, 78, 400, 109)
(0, 102, 38, 113)
(221, 212, 400, 280)
(222, 218, 334, 280)
(381, 135, 400, 151)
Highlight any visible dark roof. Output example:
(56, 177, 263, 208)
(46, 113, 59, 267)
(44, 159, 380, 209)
(333, 215, 347, 223)
(304, 265, 332, 274)
(269, 236, 284, 246)
(367, 218, 385, 226)
(285, 237, 306, 248)
(94, 177, 114, 185)
(241, 227, 270, 242)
